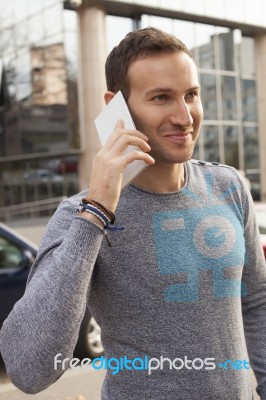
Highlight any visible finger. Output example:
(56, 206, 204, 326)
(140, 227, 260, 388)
(120, 149, 155, 167)
(104, 120, 149, 150)
(109, 134, 151, 156)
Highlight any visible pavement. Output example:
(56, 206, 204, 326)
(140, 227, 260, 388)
(8, 217, 48, 246)
(0, 363, 105, 400)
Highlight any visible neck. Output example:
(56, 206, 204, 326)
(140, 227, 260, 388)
(132, 161, 186, 193)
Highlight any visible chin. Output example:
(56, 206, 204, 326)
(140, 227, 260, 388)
(157, 150, 194, 164)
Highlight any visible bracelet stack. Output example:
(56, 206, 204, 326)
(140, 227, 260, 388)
(77, 198, 124, 231)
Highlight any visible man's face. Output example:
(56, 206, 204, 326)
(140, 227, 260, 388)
(127, 51, 203, 164)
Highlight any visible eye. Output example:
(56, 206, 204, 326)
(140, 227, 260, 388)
(185, 91, 199, 102)
(152, 94, 169, 103)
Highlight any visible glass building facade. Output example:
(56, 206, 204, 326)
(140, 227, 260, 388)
(0, 2, 262, 221)
(0, 0, 80, 218)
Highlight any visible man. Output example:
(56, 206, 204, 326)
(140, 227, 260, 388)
(0, 27, 266, 400)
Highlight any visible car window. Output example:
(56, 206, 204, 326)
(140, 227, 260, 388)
(0, 236, 24, 270)
(255, 210, 266, 234)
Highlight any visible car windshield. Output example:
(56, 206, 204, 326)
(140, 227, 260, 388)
(256, 210, 266, 234)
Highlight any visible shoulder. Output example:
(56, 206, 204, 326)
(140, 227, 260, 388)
(189, 159, 253, 222)
(189, 159, 248, 186)
(191, 158, 236, 173)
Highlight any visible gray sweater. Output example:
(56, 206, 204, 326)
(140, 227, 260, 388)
(1, 160, 266, 399)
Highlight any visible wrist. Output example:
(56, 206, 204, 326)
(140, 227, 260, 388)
(77, 200, 124, 232)
(85, 192, 116, 213)
(77, 211, 104, 228)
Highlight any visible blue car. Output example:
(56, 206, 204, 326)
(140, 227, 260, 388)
(0, 222, 103, 360)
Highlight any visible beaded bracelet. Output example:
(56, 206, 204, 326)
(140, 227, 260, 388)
(77, 203, 124, 231)
(81, 198, 115, 224)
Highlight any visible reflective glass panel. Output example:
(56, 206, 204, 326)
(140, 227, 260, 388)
(13, 0, 29, 24)
(240, 37, 256, 76)
(243, 126, 259, 170)
(21, 105, 68, 154)
(3, 55, 16, 100)
(223, 125, 239, 169)
(0, 156, 79, 210)
(173, 20, 195, 51)
(200, 74, 217, 120)
(192, 140, 200, 160)
(14, 51, 31, 101)
(44, 0, 60, 7)
(142, 15, 173, 33)
(1, 28, 15, 55)
(106, 16, 133, 53)
(245, 171, 260, 201)
(43, 3, 62, 37)
(27, 0, 43, 16)
(38, 32, 63, 47)
(217, 28, 235, 71)
(241, 79, 257, 122)
(28, 14, 45, 46)
(63, 9, 78, 32)
(14, 20, 30, 48)
(0, 0, 14, 28)
(221, 76, 237, 120)
(202, 125, 220, 163)
(64, 31, 78, 78)
(195, 23, 216, 69)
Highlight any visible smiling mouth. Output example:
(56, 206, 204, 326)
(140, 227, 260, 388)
(164, 132, 192, 141)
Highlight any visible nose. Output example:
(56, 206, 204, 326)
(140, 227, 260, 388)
(169, 100, 193, 128)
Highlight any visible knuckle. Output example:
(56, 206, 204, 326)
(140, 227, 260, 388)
(94, 151, 103, 163)
(133, 149, 141, 158)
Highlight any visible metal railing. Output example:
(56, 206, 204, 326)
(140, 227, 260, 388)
(0, 197, 67, 222)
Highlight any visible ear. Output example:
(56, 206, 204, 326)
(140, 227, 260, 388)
(104, 91, 116, 105)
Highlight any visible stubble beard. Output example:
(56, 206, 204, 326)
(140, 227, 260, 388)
(131, 111, 198, 164)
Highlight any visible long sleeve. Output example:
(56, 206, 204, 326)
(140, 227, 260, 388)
(0, 196, 104, 394)
(241, 187, 266, 399)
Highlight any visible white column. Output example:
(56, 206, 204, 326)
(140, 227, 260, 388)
(255, 33, 266, 201)
(76, 5, 107, 190)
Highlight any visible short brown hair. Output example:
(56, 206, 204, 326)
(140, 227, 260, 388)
(105, 27, 192, 99)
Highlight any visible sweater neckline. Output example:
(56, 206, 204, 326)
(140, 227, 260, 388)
(128, 161, 191, 197)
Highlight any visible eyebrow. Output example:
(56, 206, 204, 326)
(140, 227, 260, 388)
(144, 86, 200, 97)
(144, 88, 174, 96)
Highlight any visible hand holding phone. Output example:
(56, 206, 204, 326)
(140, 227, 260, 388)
(85, 91, 154, 214)
(94, 91, 149, 188)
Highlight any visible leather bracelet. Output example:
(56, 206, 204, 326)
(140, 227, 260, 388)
(77, 203, 124, 231)
(82, 198, 115, 224)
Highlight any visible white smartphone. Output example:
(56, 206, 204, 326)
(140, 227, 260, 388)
(94, 90, 148, 188)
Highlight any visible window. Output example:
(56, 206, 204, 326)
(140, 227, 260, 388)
(200, 74, 218, 120)
(106, 16, 133, 53)
(0, 237, 24, 270)
(221, 76, 237, 120)
(202, 125, 220, 163)
(224, 126, 239, 169)
(241, 79, 257, 122)
(243, 126, 259, 170)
